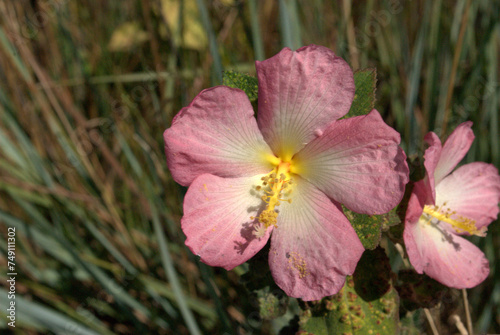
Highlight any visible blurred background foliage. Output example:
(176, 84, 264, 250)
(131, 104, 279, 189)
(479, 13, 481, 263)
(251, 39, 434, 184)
(0, 0, 498, 334)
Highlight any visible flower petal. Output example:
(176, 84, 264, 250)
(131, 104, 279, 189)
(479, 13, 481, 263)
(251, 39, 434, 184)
(268, 177, 364, 301)
(292, 110, 409, 214)
(404, 203, 490, 289)
(181, 173, 272, 270)
(436, 162, 500, 229)
(403, 180, 429, 272)
(256, 45, 355, 160)
(422, 131, 442, 203)
(434, 121, 474, 184)
(164, 86, 275, 186)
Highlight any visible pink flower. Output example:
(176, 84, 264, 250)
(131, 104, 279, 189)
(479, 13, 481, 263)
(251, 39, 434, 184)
(165, 45, 409, 300)
(404, 122, 500, 288)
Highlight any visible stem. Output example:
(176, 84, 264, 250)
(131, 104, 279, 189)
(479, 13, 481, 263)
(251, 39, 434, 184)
(451, 314, 468, 335)
(424, 308, 439, 335)
(342, 0, 359, 70)
(395, 243, 410, 268)
(462, 288, 473, 335)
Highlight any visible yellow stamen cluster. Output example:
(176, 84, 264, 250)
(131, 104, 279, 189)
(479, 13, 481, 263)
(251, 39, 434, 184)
(252, 162, 294, 229)
(422, 203, 486, 236)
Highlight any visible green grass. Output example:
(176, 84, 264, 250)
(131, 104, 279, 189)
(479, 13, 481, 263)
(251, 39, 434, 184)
(0, 0, 498, 334)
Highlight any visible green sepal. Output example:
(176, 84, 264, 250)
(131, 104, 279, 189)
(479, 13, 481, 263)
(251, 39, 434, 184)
(343, 205, 401, 250)
(299, 248, 399, 335)
(222, 70, 259, 102)
(342, 68, 377, 119)
(257, 287, 289, 320)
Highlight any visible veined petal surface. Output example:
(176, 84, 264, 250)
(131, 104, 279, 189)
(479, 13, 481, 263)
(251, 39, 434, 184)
(268, 177, 364, 301)
(422, 131, 442, 203)
(434, 121, 474, 184)
(164, 86, 275, 186)
(182, 173, 272, 270)
(293, 110, 408, 215)
(436, 162, 500, 229)
(404, 190, 490, 288)
(403, 181, 430, 272)
(256, 45, 355, 160)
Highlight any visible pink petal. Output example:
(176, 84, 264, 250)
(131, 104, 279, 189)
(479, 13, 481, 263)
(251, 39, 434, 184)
(292, 110, 409, 215)
(422, 131, 442, 203)
(256, 45, 355, 160)
(434, 121, 474, 184)
(436, 162, 500, 229)
(268, 177, 364, 301)
(404, 205, 490, 288)
(164, 86, 275, 186)
(403, 180, 429, 272)
(181, 173, 272, 270)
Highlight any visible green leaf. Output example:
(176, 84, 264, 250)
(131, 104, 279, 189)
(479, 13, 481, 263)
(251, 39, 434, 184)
(343, 68, 377, 119)
(300, 279, 399, 334)
(300, 248, 399, 335)
(0, 288, 102, 335)
(343, 206, 401, 250)
(222, 70, 259, 102)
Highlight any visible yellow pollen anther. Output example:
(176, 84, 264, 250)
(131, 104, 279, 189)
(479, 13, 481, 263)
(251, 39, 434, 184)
(288, 252, 308, 278)
(255, 161, 295, 228)
(422, 205, 486, 236)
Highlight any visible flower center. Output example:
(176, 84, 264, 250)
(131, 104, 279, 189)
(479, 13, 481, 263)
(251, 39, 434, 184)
(253, 161, 294, 230)
(422, 203, 486, 236)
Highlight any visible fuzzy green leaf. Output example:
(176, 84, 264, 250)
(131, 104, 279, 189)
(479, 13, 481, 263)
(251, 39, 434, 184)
(343, 206, 400, 250)
(222, 70, 259, 102)
(299, 248, 399, 335)
(343, 68, 377, 119)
